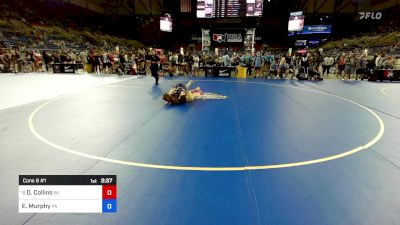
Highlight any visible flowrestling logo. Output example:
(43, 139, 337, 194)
(212, 33, 243, 43)
(359, 12, 382, 20)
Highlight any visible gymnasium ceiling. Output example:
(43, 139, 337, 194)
(67, 0, 165, 15)
(68, 0, 400, 17)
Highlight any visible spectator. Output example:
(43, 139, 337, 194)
(244, 52, 253, 76)
(68, 51, 76, 64)
(278, 55, 289, 79)
(168, 52, 176, 76)
(192, 54, 200, 76)
(269, 59, 279, 79)
(382, 56, 395, 69)
(42, 50, 50, 72)
(375, 53, 385, 69)
(186, 52, 194, 75)
(94, 51, 102, 74)
(322, 55, 332, 75)
(337, 53, 346, 77)
(33, 50, 42, 72)
(177, 52, 183, 74)
(239, 53, 246, 67)
(394, 55, 400, 70)
(17, 50, 25, 73)
(301, 54, 309, 74)
(356, 55, 367, 80)
(79, 50, 88, 72)
(1, 50, 11, 73)
(262, 52, 270, 77)
(344, 53, 354, 80)
(156, 51, 166, 76)
(253, 52, 263, 78)
(102, 52, 111, 74)
(230, 53, 239, 66)
(222, 52, 231, 67)
(11, 48, 19, 73)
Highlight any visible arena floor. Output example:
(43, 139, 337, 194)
(1, 73, 400, 225)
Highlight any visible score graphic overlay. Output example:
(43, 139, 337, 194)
(19, 175, 117, 213)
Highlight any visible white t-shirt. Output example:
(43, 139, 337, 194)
(323, 57, 330, 66)
(193, 56, 199, 67)
(328, 57, 334, 66)
(375, 56, 382, 67)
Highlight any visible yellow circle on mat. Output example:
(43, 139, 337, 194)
(29, 80, 385, 171)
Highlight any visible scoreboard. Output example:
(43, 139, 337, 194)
(197, 0, 264, 18)
(19, 175, 117, 213)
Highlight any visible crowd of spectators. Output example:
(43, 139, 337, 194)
(1, 41, 400, 81)
(1, 0, 399, 81)
(158, 46, 400, 80)
(1, 13, 399, 80)
(0, 30, 140, 75)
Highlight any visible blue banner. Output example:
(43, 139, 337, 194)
(288, 25, 331, 36)
(302, 25, 332, 34)
(308, 39, 320, 46)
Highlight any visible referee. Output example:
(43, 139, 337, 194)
(146, 50, 161, 85)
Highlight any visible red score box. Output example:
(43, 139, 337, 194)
(102, 185, 117, 199)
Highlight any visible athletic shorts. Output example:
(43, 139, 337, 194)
(344, 66, 352, 74)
